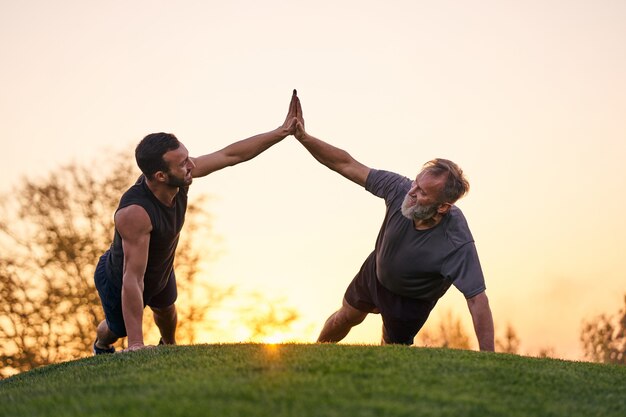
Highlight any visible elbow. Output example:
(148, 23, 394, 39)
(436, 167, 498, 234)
(329, 159, 353, 175)
(122, 274, 144, 294)
(468, 292, 493, 322)
(467, 291, 489, 308)
(224, 153, 248, 167)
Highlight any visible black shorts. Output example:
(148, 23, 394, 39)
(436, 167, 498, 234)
(94, 252, 178, 338)
(344, 251, 437, 345)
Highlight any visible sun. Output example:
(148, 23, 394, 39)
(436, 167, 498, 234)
(261, 332, 290, 345)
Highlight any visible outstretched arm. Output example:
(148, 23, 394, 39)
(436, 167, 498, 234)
(191, 91, 298, 178)
(294, 95, 370, 187)
(116, 205, 153, 351)
(467, 291, 495, 351)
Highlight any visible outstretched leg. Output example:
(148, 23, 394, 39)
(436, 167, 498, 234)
(317, 298, 368, 343)
(151, 303, 177, 345)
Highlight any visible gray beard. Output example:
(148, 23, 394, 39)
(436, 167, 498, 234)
(401, 193, 439, 221)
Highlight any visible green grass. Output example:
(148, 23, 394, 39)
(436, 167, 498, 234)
(1, 344, 625, 417)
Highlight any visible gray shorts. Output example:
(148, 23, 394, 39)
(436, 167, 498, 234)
(344, 251, 437, 345)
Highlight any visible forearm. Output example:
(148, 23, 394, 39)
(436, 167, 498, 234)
(467, 292, 495, 351)
(297, 132, 353, 171)
(221, 126, 288, 164)
(122, 277, 145, 347)
(297, 132, 369, 187)
(473, 311, 495, 351)
(192, 126, 289, 177)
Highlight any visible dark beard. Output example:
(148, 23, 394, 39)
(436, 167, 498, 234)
(166, 172, 192, 187)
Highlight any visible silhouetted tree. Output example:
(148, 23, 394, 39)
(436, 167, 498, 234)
(238, 293, 300, 342)
(535, 347, 556, 359)
(496, 323, 521, 354)
(416, 309, 471, 349)
(0, 154, 222, 377)
(581, 294, 626, 365)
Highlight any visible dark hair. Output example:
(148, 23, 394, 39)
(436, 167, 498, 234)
(422, 158, 470, 203)
(135, 133, 180, 179)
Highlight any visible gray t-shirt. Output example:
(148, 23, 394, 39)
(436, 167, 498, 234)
(366, 169, 486, 300)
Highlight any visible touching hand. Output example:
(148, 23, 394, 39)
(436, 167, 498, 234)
(295, 120, 306, 141)
(279, 89, 299, 136)
(294, 91, 306, 140)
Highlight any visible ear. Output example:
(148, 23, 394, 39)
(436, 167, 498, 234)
(437, 202, 452, 215)
(154, 171, 168, 183)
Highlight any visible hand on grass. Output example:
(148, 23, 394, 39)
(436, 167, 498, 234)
(120, 343, 155, 353)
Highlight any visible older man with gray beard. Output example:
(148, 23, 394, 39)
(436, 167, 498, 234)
(292, 94, 494, 350)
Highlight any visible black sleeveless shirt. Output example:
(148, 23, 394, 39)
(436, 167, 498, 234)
(105, 175, 188, 301)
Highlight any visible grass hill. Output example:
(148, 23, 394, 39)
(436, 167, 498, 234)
(1, 343, 625, 417)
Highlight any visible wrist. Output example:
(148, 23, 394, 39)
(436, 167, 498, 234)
(275, 125, 290, 139)
(127, 338, 144, 348)
(294, 130, 309, 141)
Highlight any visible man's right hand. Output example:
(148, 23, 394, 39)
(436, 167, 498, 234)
(294, 92, 306, 141)
(120, 343, 155, 353)
(279, 89, 299, 137)
(289, 92, 370, 187)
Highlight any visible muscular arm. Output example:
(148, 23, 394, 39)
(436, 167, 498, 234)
(293, 94, 370, 187)
(190, 128, 291, 178)
(467, 291, 495, 352)
(190, 91, 298, 178)
(116, 205, 152, 350)
(295, 131, 370, 187)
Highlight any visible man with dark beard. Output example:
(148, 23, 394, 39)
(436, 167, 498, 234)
(293, 95, 494, 350)
(93, 92, 299, 354)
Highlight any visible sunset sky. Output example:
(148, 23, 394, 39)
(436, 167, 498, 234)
(2, 1, 625, 360)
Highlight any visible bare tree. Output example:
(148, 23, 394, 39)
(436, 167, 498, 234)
(416, 309, 471, 350)
(238, 292, 300, 342)
(535, 347, 556, 359)
(495, 323, 520, 354)
(0, 154, 223, 376)
(581, 294, 626, 365)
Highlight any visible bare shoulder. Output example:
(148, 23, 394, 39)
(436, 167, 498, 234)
(115, 205, 152, 238)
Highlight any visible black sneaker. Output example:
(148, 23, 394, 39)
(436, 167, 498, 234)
(93, 340, 115, 355)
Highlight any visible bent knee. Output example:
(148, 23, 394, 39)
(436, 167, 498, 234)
(151, 303, 175, 312)
(151, 304, 177, 317)
(336, 306, 367, 327)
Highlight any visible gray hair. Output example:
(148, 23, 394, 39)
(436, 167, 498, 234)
(421, 158, 470, 203)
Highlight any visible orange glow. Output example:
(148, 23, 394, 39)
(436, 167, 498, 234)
(2, 1, 625, 363)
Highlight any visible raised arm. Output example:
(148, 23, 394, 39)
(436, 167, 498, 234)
(294, 95, 370, 187)
(467, 291, 495, 352)
(115, 205, 152, 351)
(191, 91, 298, 178)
